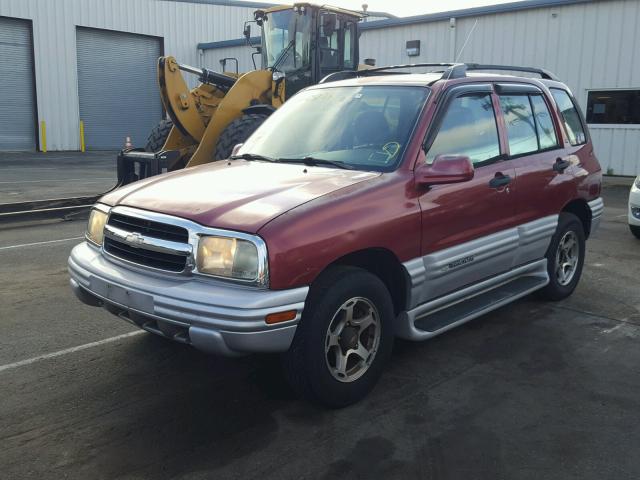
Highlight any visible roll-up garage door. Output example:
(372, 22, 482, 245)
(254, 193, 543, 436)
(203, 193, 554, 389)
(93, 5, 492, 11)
(76, 27, 162, 150)
(0, 17, 36, 151)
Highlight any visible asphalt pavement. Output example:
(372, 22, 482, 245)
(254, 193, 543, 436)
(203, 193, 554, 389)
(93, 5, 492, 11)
(0, 184, 639, 479)
(0, 151, 117, 203)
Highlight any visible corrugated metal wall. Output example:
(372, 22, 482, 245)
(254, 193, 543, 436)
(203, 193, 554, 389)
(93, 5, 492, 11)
(204, 44, 259, 74)
(0, 0, 258, 151)
(357, 0, 640, 176)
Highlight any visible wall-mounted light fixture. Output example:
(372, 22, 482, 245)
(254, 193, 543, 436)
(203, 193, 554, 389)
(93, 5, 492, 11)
(406, 40, 420, 57)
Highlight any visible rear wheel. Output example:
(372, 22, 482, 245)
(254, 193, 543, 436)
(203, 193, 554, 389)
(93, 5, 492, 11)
(282, 267, 394, 408)
(145, 119, 173, 152)
(537, 212, 586, 301)
(214, 113, 269, 160)
(630, 225, 640, 239)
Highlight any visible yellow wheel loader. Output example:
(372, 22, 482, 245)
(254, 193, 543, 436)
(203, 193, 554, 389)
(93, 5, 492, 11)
(117, 3, 364, 186)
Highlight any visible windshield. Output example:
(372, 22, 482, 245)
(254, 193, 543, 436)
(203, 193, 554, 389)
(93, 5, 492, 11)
(262, 9, 311, 73)
(238, 86, 430, 172)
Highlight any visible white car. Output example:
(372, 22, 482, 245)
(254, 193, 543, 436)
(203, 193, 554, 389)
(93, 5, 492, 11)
(630, 176, 640, 239)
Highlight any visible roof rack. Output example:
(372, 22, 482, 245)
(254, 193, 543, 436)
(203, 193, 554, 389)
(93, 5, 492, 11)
(320, 62, 559, 84)
(461, 63, 558, 80)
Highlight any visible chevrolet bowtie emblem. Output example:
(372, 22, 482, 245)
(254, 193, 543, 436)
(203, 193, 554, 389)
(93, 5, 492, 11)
(125, 232, 145, 247)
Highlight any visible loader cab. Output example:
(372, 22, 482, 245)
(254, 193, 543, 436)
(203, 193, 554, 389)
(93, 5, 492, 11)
(256, 4, 360, 97)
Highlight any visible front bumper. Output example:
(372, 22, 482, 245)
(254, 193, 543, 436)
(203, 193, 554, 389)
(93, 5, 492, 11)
(68, 242, 308, 356)
(628, 181, 640, 227)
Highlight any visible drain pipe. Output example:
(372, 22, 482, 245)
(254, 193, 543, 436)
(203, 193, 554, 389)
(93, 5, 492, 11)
(449, 17, 456, 62)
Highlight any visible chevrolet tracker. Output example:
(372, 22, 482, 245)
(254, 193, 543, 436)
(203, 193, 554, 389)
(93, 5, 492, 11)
(69, 63, 603, 407)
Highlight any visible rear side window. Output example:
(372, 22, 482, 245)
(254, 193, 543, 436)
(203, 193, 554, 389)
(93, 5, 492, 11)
(499, 95, 538, 156)
(426, 93, 500, 165)
(499, 94, 559, 156)
(530, 95, 558, 150)
(550, 88, 587, 146)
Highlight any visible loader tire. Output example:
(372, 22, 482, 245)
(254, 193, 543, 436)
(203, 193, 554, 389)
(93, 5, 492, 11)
(145, 119, 173, 152)
(214, 113, 269, 160)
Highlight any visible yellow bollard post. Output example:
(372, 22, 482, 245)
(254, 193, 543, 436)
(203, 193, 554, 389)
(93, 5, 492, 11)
(79, 120, 86, 152)
(40, 121, 47, 152)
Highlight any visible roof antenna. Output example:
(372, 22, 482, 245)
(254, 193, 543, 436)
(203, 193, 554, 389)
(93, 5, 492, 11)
(455, 18, 479, 62)
(444, 18, 479, 82)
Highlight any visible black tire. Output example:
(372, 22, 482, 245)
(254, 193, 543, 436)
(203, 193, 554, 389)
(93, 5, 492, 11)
(282, 266, 394, 408)
(630, 225, 640, 239)
(214, 113, 269, 160)
(145, 119, 173, 152)
(537, 212, 586, 301)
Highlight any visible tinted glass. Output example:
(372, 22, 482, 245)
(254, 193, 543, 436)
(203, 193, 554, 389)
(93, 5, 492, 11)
(239, 86, 429, 172)
(499, 95, 538, 156)
(586, 90, 640, 124)
(426, 94, 500, 165)
(343, 22, 356, 69)
(262, 10, 311, 73)
(550, 89, 586, 145)
(530, 95, 558, 150)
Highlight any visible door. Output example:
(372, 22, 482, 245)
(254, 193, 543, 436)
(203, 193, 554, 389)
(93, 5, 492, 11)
(415, 86, 518, 303)
(0, 17, 36, 151)
(495, 85, 576, 229)
(76, 27, 162, 150)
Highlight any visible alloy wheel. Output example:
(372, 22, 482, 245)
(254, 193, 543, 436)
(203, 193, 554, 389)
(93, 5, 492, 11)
(324, 297, 381, 383)
(555, 230, 579, 286)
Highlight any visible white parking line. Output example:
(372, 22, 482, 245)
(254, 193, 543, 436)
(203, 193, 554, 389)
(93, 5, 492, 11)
(0, 331, 145, 373)
(0, 237, 83, 251)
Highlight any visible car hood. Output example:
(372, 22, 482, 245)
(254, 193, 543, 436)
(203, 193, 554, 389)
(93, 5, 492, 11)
(100, 160, 380, 233)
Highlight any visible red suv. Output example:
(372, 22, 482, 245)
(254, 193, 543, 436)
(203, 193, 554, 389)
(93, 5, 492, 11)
(69, 64, 603, 407)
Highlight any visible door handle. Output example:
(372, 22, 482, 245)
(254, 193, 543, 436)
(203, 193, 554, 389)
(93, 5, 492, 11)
(489, 173, 512, 189)
(553, 157, 571, 173)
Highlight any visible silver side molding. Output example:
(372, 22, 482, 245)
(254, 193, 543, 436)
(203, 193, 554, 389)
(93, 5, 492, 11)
(396, 259, 549, 341)
(588, 197, 604, 235)
(404, 215, 558, 308)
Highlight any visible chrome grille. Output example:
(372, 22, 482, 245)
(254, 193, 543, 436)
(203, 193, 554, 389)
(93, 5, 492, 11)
(103, 212, 191, 273)
(108, 212, 188, 243)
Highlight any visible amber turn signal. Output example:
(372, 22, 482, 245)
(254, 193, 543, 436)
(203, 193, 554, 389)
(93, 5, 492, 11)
(265, 310, 297, 324)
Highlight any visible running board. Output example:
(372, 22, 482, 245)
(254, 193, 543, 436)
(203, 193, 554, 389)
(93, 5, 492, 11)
(395, 259, 549, 341)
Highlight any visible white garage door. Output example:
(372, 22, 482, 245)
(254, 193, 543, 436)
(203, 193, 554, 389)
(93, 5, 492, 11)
(0, 17, 37, 151)
(76, 27, 163, 150)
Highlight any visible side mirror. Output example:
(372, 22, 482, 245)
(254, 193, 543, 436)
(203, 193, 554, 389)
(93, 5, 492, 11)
(415, 154, 474, 186)
(243, 24, 251, 39)
(231, 143, 244, 157)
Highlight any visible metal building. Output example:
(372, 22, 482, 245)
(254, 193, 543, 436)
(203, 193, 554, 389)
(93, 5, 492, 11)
(0, 0, 269, 151)
(202, 0, 640, 176)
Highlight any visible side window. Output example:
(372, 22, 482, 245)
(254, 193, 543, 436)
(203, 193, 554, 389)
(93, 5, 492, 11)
(343, 22, 356, 70)
(426, 94, 500, 165)
(319, 12, 340, 74)
(550, 88, 587, 146)
(530, 95, 558, 150)
(499, 95, 538, 156)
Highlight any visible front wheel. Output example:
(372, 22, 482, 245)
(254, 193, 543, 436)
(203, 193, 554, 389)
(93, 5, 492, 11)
(214, 113, 269, 160)
(537, 212, 586, 301)
(282, 267, 394, 408)
(630, 224, 640, 239)
(145, 118, 173, 152)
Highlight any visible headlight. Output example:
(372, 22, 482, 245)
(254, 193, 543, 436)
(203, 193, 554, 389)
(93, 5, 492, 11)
(635, 176, 640, 189)
(197, 235, 260, 281)
(86, 206, 109, 246)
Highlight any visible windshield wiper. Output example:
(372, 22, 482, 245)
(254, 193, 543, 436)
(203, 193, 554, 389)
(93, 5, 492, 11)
(230, 153, 277, 162)
(277, 156, 354, 170)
